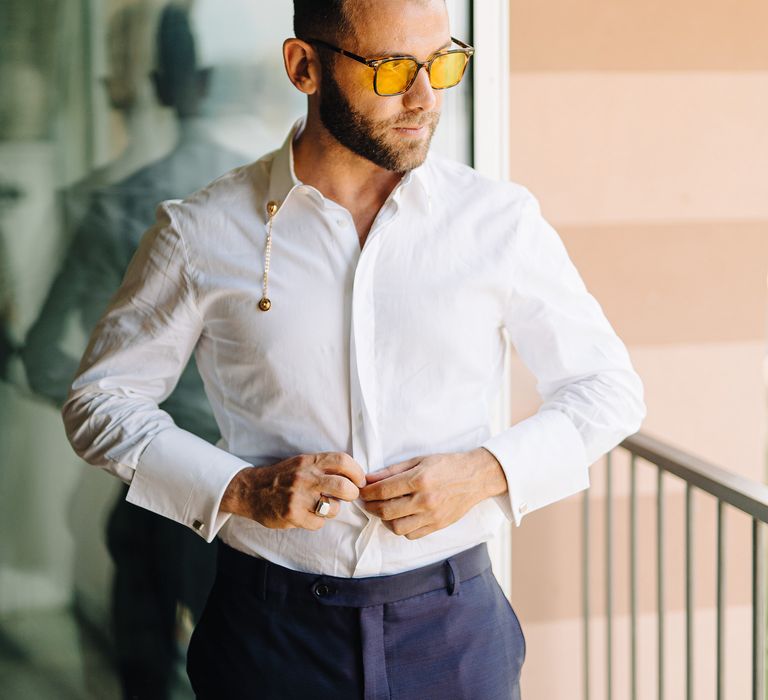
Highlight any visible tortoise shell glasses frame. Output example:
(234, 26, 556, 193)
(306, 36, 475, 96)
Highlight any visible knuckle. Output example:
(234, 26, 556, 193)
(422, 492, 439, 510)
(323, 451, 345, 469)
(296, 469, 318, 489)
(329, 476, 357, 501)
(286, 481, 302, 501)
(331, 475, 350, 497)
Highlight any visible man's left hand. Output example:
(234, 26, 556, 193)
(359, 447, 508, 540)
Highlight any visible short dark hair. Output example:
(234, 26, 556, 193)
(293, 0, 444, 44)
(293, 0, 352, 42)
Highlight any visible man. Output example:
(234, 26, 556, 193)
(62, 0, 647, 698)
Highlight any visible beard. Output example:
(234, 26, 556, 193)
(318, 59, 440, 173)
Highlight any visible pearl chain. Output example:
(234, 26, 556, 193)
(258, 200, 279, 311)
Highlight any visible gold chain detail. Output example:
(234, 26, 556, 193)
(259, 201, 279, 311)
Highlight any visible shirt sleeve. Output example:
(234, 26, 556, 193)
(61, 202, 251, 542)
(480, 191, 647, 526)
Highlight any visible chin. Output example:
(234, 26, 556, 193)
(380, 139, 431, 172)
(396, 147, 431, 172)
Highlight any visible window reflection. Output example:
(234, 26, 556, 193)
(0, 1, 470, 697)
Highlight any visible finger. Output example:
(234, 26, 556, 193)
(360, 469, 417, 501)
(308, 496, 341, 520)
(318, 474, 360, 502)
(365, 457, 422, 484)
(285, 499, 332, 530)
(294, 494, 340, 529)
(317, 452, 366, 488)
(362, 494, 418, 521)
(302, 512, 330, 531)
(381, 513, 430, 537)
(404, 525, 435, 540)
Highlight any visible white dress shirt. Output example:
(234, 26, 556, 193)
(62, 118, 646, 577)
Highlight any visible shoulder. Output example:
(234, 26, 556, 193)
(419, 152, 543, 249)
(421, 151, 538, 218)
(154, 147, 279, 248)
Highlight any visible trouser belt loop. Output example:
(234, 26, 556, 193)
(258, 561, 269, 601)
(447, 557, 460, 596)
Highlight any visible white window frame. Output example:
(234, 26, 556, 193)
(472, 0, 513, 598)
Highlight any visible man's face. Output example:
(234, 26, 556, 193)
(317, 0, 450, 173)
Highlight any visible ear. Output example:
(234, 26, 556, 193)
(150, 69, 172, 107)
(283, 38, 322, 95)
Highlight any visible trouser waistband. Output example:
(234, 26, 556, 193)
(216, 541, 491, 607)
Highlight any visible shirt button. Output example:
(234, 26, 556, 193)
(518, 503, 528, 514)
(337, 218, 348, 227)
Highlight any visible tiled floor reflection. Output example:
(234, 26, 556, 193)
(0, 607, 193, 699)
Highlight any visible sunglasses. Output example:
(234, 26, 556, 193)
(307, 36, 475, 96)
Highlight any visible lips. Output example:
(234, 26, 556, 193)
(393, 125, 426, 133)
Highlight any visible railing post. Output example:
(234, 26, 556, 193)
(582, 488, 591, 700)
(630, 454, 638, 700)
(657, 468, 665, 700)
(685, 483, 694, 700)
(716, 499, 725, 700)
(606, 452, 613, 700)
(752, 518, 766, 700)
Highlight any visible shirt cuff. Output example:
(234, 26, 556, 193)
(125, 427, 252, 542)
(481, 408, 590, 526)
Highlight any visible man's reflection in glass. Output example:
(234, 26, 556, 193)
(0, 183, 21, 380)
(21, 4, 247, 698)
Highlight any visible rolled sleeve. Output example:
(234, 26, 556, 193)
(61, 201, 248, 540)
(483, 192, 646, 525)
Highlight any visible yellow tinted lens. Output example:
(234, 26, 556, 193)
(429, 52, 467, 89)
(376, 59, 417, 94)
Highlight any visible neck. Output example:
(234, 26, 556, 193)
(292, 111, 403, 215)
(120, 105, 176, 162)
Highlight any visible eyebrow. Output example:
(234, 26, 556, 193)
(376, 39, 453, 59)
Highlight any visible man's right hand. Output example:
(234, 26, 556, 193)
(220, 452, 366, 531)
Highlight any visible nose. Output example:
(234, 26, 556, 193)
(402, 64, 437, 111)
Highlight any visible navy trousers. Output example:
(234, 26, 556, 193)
(187, 542, 526, 699)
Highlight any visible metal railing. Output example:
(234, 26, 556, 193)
(582, 431, 768, 700)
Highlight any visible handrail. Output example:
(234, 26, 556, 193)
(583, 430, 768, 700)
(622, 432, 768, 523)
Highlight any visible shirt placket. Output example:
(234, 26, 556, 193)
(349, 200, 400, 577)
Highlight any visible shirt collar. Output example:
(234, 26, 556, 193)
(265, 116, 433, 219)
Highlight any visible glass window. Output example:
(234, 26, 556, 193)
(0, 1, 473, 697)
